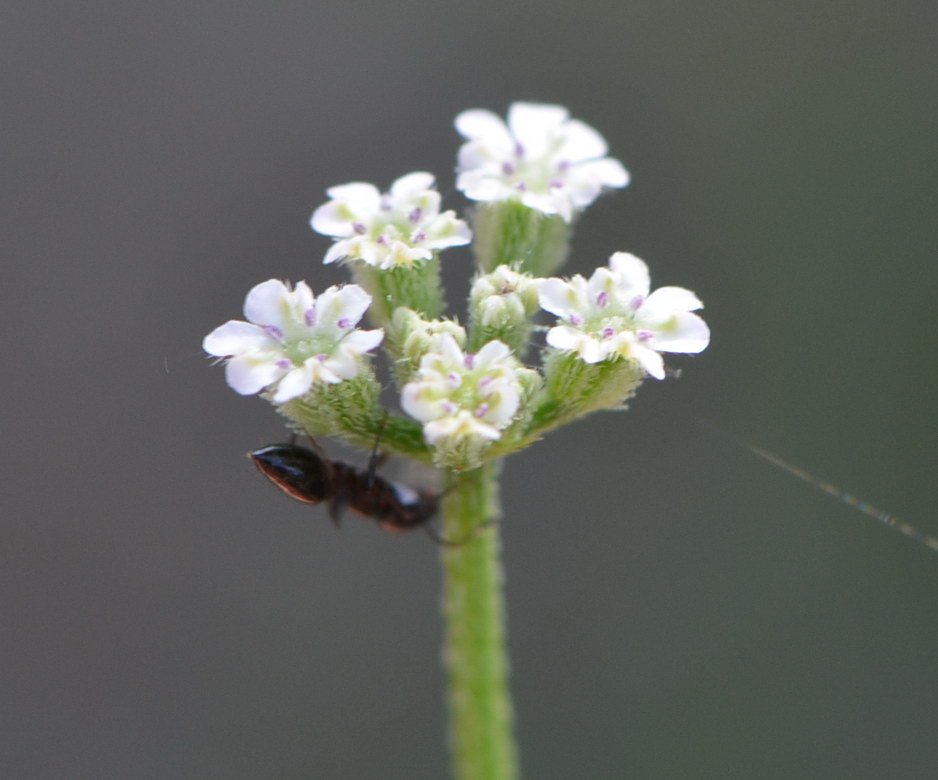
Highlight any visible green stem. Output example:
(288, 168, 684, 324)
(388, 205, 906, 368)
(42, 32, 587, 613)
(440, 462, 518, 780)
(472, 201, 572, 275)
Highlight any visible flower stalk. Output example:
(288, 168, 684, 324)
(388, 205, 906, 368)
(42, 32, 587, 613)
(440, 461, 518, 780)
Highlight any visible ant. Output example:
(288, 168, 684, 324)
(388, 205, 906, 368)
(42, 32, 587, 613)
(249, 423, 442, 538)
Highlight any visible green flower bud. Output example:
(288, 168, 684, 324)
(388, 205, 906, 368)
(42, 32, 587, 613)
(468, 266, 544, 353)
(389, 308, 467, 386)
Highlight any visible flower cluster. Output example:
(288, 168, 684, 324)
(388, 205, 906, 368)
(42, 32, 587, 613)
(203, 279, 383, 403)
(204, 102, 709, 470)
(402, 334, 534, 446)
(455, 102, 629, 222)
(310, 172, 471, 269)
(539, 253, 709, 380)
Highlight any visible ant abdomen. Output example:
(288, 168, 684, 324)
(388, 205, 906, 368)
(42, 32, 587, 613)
(250, 441, 438, 533)
(251, 444, 335, 505)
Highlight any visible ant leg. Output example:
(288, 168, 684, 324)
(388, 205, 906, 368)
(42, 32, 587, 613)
(304, 435, 327, 457)
(328, 499, 347, 528)
(366, 411, 390, 487)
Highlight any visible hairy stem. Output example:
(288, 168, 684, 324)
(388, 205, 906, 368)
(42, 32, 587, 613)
(440, 462, 518, 780)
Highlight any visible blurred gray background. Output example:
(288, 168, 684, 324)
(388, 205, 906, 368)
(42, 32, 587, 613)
(4, 1, 938, 778)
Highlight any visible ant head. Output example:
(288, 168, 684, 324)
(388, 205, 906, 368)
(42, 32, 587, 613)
(250, 443, 335, 505)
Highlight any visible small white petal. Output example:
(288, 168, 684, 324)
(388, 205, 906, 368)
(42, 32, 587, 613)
(632, 344, 666, 379)
(455, 109, 514, 151)
(413, 189, 443, 220)
(434, 333, 465, 366)
(401, 382, 442, 423)
(323, 241, 350, 265)
(290, 281, 316, 317)
(538, 278, 585, 319)
(243, 279, 291, 328)
(578, 338, 606, 364)
(563, 176, 603, 210)
(203, 320, 276, 356)
(555, 119, 608, 161)
(341, 328, 384, 354)
(644, 286, 703, 312)
(321, 352, 358, 381)
(272, 364, 314, 402)
(576, 157, 630, 188)
(424, 216, 472, 249)
(315, 284, 371, 328)
(333, 284, 372, 325)
(474, 339, 512, 368)
(648, 312, 711, 354)
(389, 171, 435, 201)
(225, 354, 287, 395)
(467, 418, 504, 441)
(586, 266, 619, 302)
(457, 172, 513, 203)
(482, 383, 520, 426)
(310, 201, 356, 237)
(608, 253, 651, 297)
(520, 189, 564, 218)
(425, 413, 501, 444)
(457, 142, 498, 172)
(545, 324, 585, 351)
(324, 182, 382, 211)
(507, 103, 569, 154)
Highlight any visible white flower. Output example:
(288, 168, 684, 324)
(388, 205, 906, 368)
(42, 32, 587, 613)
(538, 253, 709, 379)
(454, 102, 629, 222)
(401, 334, 525, 445)
(203, 279, 384, 402)
(310, 172, 472, 269)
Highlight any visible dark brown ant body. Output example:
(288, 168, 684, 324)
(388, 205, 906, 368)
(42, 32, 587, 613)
(250, 441, 439, 534)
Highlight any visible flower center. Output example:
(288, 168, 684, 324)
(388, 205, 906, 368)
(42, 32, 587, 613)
(284, 335, 336, 364)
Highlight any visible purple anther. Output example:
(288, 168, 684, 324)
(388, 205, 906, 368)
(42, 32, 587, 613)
(629, 295, 645, 311)
(464, 353, 476, 370)
(601, 327, 615, 340)
(352, 222, 367, 235)
(596, 291, 609, 308)
(315, 353, 328, 361)
(337, 317, 352, 329)
(276, 359, 291, 369)
(447, 372, 461, 387)
(380, 194, 392, 210)
(304, 308, 317, 326)
(515, 182, 527, 192)
(408, 207, 422, 224)
(412, 231, 426, 243)
(569, 314, 584, 326)
(442, 400, 457, 414)
(478, 375, 493, 389)
(637, 330, 653, 342)
(514, 141, 525, 157)
(475, 403, 490, 418)
(501, 161, 516, 176)
(377, 234, 388, 245)
(264, 325, 284, 340)
(558, 159, 571, 170)
(548, 179, 564, 189)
